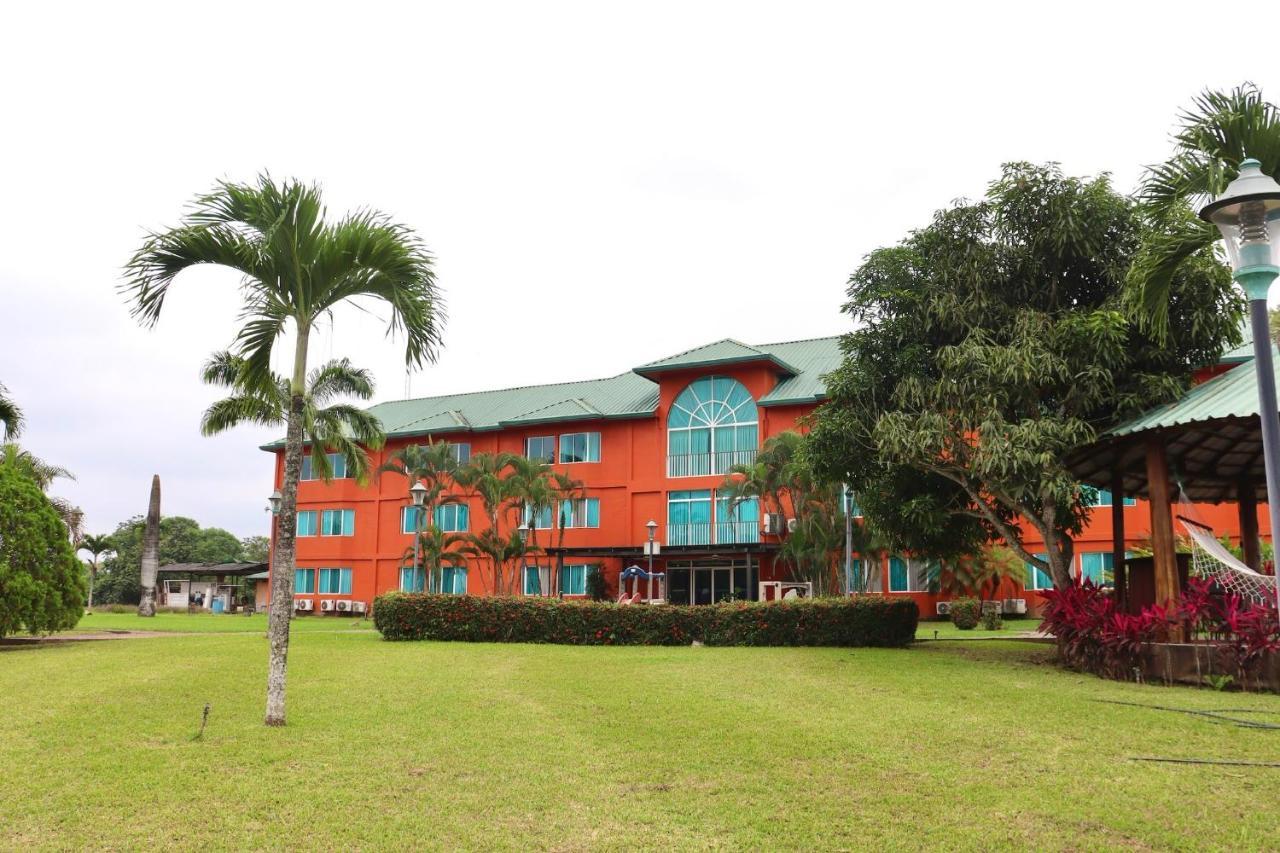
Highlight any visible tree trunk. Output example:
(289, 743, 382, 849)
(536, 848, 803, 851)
(265, 328, 309, 727)
(1043, 527, 1075, 590)
(88, 567, 96, 610)
(137, 475, 161, 616)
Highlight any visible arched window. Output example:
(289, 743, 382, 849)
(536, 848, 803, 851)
(667, 376, 758, 476)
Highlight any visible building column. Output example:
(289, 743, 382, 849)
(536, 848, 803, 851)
(1238, 479, 1261, 571)
(1144, 436, 1182, 641)
(1110, 469, 1126, 611)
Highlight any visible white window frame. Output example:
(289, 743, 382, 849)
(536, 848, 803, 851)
(320, 508, 355, 537)
(297, 510, 318, 537)
(560, 498, 600, 529)
(558, 432, 601, 464)
(318, 567, 353, 595)
(560, 563, 589, 596)
(525, 435, 555, 462)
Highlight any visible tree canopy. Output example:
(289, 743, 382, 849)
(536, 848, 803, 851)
(809, 162, 1241, 588)
(95, 515, 250, 604)
(0, 448, 84, 637)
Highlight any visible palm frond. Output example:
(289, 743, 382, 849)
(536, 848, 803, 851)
(0, 383, 23, 440)
(308, 359, 376, 404)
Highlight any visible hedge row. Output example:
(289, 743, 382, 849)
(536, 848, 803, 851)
(373, 593, 919, 647)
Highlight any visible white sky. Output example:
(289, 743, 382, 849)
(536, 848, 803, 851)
(1, 1, 1275, 539)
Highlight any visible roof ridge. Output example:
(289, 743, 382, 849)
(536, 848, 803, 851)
(638, 337, 765, 367)
(752, 333, 843, 348)
(372, 370, 650, 407)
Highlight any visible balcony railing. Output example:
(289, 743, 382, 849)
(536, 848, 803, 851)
(667, 521, 760, 546)
(667, 449, 758, 478)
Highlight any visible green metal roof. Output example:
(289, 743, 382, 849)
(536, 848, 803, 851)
(1105, 345, 1278, 438)
(633, 338, 801, 378)
(264, 336, 843, 446)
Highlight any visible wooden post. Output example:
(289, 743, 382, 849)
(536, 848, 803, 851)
(1238, 479, 1261, 571)
(1144, 437, 1182, 641)
(1111, 469, 1127, 612)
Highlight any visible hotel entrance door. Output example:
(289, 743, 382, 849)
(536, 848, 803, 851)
(665, 560, 753, 605)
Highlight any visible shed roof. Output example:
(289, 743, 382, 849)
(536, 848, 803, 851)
(1068, 350, 1277, 503)
(157, 562, 268, 577)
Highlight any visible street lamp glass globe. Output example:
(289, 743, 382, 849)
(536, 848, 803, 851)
(1199, 159, 1280, 273)
(268, 489, 283, 515)
(409, 481, 428, 507)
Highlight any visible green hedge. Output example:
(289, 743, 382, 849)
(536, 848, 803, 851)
(373, 594, 919, 647)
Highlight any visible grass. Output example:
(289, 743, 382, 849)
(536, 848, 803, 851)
(915, 617, 1043, 640)
(2, 621, 1278, 850)
(64, 611, 374, 634)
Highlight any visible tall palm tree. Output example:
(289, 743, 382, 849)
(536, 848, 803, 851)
(123, 175, 442, 726)
(509, 456, 555, 595)
(201, 350, 385, 483)
(1129, 85, 1280, 334)
(548, 472, 585, 597)
(400, 527, 469, 593)
(453, 452, 520, 593)
(78, 533, 114, 610)
(0, 382, 23, 440)
(378, 442, 461, 592)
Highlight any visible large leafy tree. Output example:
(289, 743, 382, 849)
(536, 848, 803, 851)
(96, 515, 229, 604)
(201, 350, 385, 484)
(123, 175, 442, 726)
(0, 444, 81, 534)
(1128, 85, 1280, 334)
(0, 447, 85, 637)
(810, 162, 1241, 588)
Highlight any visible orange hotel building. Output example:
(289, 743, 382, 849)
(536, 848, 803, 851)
(267, 336, 1266, 617)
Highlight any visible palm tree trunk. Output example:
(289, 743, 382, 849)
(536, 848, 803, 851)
(265, 328, 309, 727)
(138, 474, 161, 617)
(88, 567, 96, 609)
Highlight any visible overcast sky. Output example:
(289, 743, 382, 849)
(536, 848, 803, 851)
(1, 2, 1275, 539)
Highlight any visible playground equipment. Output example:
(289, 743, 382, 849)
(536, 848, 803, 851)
(757, 581, 813, 602)
(618, 565, 666, 604)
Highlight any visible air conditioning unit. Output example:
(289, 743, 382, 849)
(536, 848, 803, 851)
(319, 599, 336, 612)
(350, 600, 367, 615)
(1004, 598, 1028, 615)
(336, 599, 351, 613)
(786, 518, 798, 533)
(981, 600, 1002, 616)
(762, 513, 784, 534)
(294, 598, 313, 612)
(936, 601, 952, 616)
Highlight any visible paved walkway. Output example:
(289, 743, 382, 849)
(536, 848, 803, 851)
(0, 630, 186, 648)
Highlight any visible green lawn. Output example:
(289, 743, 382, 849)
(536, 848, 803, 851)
(66, 611, 374, 634)
(2, 624, 1277, 850)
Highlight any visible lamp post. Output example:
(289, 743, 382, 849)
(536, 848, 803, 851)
(1200, 157, 1280, 615)
(843, 485, 854, 595)
(645, 519, 658, 602)
(409, 481, 427, 592)
(267, 490, 282, 615)
(517, 522, 532, 595)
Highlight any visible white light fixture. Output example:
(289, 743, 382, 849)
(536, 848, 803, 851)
(409, 481, 428, 507)
(268, 489, 282, 515)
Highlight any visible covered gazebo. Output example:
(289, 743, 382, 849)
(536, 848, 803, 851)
(157, 562, 268, 612)
(1066, 341, 1274, 635)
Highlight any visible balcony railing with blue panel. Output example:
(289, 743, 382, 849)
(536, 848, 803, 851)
(666, 521, 760, 546)
(666, 449, 757, 478)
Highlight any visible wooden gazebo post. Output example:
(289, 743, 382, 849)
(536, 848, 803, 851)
(1144, 436, 1183, 641)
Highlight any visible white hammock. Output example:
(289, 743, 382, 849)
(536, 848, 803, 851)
(1175, 499, 1276, 605)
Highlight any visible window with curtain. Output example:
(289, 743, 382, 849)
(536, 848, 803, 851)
(558, 432, 601, 463)
(888, 557, 931, 593)
(667, 376, 758, 476)
(434, 503, 469, 532)
(524, 503, 555, 529)
(560, 498, 600, 529)
(321, 509, 355, 536)
(715, 494, 759, 543)
(401, 506, 425, 535)
(400, 567, 425, 592)
(1025, 553, 1052, 591)
(297, 511, 318, 537)
(560, 564, 588, 595)
(301, 452, 349, 481)
(526, 435, 555, 462)
(523, 565, 545, 595)
(318, 568, 352, 594)
(1085, 487, 1136, 507)
(450, 443, 471, 464)
(668, 490, 712, 545)
(1079, 552, 1117, 586)
(294, 568, 316, 594)
(440, 567, 467, 595)
(851, 558, 883, 593)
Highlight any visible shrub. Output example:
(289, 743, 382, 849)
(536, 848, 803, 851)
(949, 597, 981, 630)
(585, 564, 608, 601)
(980, 607, 1003, 631)
(373, 594, 919, 648)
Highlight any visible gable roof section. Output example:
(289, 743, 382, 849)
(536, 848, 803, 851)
(633, 338, 801, 378)
(261, 335, 844, 449)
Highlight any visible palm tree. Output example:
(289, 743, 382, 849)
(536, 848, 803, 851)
(78, 533, 114, 610)
(0, 382, 22, 440)
(1129, 85, 1280, 334)
(509, 456, 555, 595)
(453, 452, 520, 593)
(378, 442, 461, 592)
(548, 472, 585, 597)
(123, 175, 442, 726)
(201, 350, 385, 483)
(400, 527, 468, 593)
